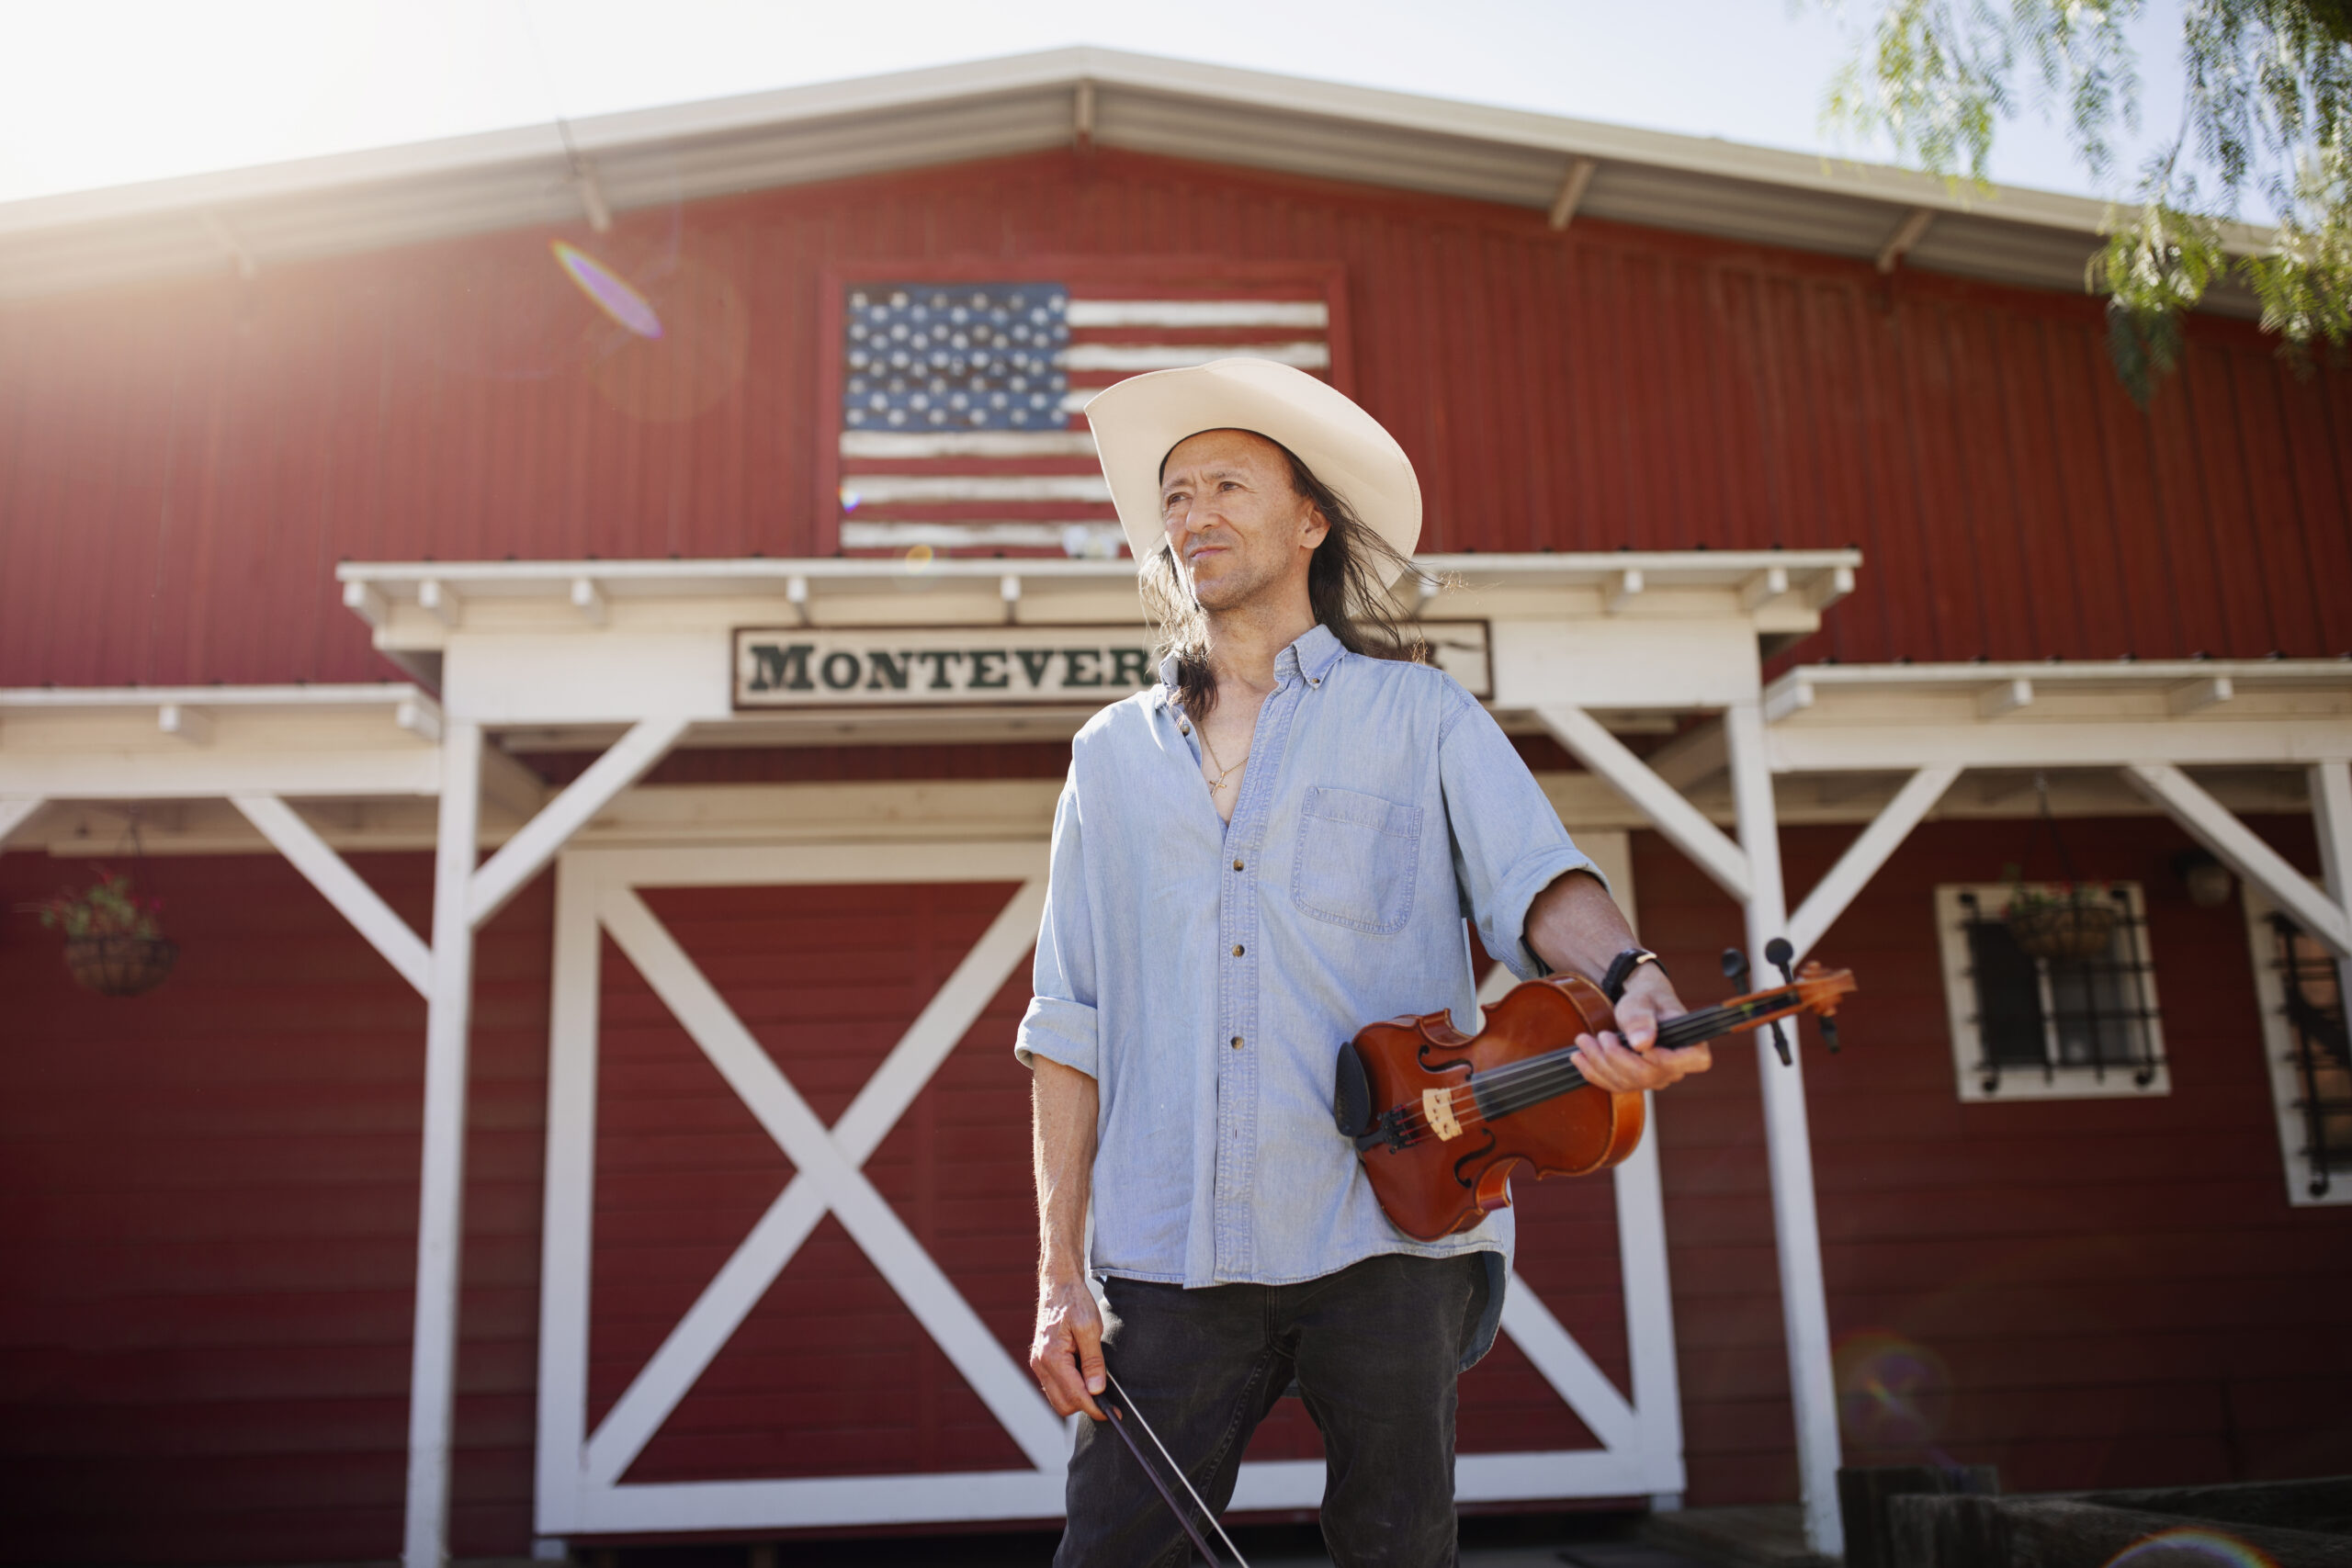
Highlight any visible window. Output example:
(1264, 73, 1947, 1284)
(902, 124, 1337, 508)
(1934, 883, 2168, 1101)
(2241, 886, 2352, 1206)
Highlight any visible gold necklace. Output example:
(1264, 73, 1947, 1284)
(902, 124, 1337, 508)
(1197, 725, 1250, 792)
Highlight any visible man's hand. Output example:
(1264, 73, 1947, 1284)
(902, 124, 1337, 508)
(1029, 1277, 1107, 1420)
(1574, 966, 1711, 1092)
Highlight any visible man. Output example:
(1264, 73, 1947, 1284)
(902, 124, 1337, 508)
(1016, 359, 1709, 1568)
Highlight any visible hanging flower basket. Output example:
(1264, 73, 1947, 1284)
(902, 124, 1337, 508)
(31, 867, 176, 998)
(2005, 888, 2120, 962)
(62, 934, 179, 997)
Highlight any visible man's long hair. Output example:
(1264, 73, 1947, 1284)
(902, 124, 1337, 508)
(1137, 435, 1423, 721)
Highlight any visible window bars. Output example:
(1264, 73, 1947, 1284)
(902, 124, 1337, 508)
(2265, 913, 2352, 1199)
(1955, 887, 2164, 1094)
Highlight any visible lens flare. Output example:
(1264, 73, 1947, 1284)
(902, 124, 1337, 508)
(2103, 1528, 2278, 1568)
(840, 487, 862, 513)
(902, 543, 934, 572)
(1834, 1331, 1950, 1450)
(551, 241, 662, 339)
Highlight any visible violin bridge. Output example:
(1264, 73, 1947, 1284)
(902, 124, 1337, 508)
(1422, 1088, 1463, 1142)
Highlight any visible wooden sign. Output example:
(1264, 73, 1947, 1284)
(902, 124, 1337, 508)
(732, 623, 1491, 707)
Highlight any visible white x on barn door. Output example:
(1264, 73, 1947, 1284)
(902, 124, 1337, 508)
(534, 841, 1684, 1540)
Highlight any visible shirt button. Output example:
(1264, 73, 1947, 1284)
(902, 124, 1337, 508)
(1230, 1035, 1245, 1050)
(1232, 859, 1244, 872)
(1231, 944, 1245, 957)
(1180, 722, 1191, 734)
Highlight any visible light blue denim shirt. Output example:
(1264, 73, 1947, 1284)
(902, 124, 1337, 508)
(1014, 623, 1600, 1327)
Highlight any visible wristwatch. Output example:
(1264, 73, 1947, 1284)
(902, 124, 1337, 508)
(1600, 947, 1668, 1003)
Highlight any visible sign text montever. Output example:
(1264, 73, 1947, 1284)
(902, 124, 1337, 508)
(731, 623, 1494, 707)
(735, 627, 1157, 706)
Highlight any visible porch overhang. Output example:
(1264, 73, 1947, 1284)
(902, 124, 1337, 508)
(334, 549, 1861, 737)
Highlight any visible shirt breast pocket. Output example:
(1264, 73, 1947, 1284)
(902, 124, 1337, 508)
(1291, 785, 1422, 935)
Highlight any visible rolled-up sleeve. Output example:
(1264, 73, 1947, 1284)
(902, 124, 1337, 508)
(1014, 776, 1102, 1077)
(1438, 687, 1604, 981)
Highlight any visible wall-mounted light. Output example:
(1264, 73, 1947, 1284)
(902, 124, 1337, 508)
(2172, 847, 2234, 908)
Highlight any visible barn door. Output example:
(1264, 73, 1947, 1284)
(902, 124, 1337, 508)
(532, 840, 1684, 1539)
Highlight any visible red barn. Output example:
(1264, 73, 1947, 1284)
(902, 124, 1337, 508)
(2, 48, 2347, 1568)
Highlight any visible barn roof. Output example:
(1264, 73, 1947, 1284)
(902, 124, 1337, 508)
(0, 45, 2267, 305)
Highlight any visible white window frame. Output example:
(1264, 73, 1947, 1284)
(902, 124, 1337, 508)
(1934, 882, 2170, 1102)
(2240, 882, 2352, 1207)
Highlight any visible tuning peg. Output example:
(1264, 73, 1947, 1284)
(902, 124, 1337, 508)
(1767, 1019, 1792, 1066)
(1819, 1014, 1841, 1054)
(1765, 936, 1795, 985)
(1721, 947, 1749, 984)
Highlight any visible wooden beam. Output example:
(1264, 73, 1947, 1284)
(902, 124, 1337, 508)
(2310, 762, 2352, 1000)
(1723, 696, 1846, 1557)
(1786, 765, 1961, 963)
(157, 703, 212, 745)
(0, 796, 44, 849)
(2125, 761, 2351, 957)
(1645, 719, 1727, 792)
(569, 578, 606, 626)
(403, 720, 481, 1568)
(1765, 678, 1815, 724)
(465, 716, 685, 930)
(1740, 567, 1790, 612)
(478, 742, 549, 823)
(1536, 705, 1751, 903)
(1549, 156, 1600, 230)
(1975, 679, 2034, 719)
(2168, 675, 2233, 715)
(417, 579, 461, 629)
(232, 793, 433, 997)
(1874, 206, 1935, 274)
(1770, 716, 2352, 772)
(342, 580, 390, 629)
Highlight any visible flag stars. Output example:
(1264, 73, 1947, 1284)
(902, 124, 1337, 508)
(839, 281, 1071, 432)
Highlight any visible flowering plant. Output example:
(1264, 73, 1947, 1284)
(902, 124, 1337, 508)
(35, 869, 166, 940)
(1997, 864, 2112, 918)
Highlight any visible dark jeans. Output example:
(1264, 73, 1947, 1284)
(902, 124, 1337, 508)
(1055, 1252, 1486, 1568)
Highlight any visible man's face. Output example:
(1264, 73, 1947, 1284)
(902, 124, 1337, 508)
(1158, 429, 1329, 613)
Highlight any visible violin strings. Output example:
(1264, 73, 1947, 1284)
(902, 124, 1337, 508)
(1372, 990, 1804, 1150)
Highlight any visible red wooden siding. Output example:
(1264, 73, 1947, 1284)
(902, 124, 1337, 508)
(5, 810, 2347, 1561)
(0, 851, 548, 1564)
(3, 146, 2347, 691)
(1637, 814, 2352, 1504)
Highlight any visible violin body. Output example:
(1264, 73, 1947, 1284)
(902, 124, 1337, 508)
(1336, 955, 1857, 1244)
(1340, 975, 1645, 1243)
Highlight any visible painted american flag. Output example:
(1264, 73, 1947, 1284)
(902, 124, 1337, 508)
(836, 281, 1332, 557)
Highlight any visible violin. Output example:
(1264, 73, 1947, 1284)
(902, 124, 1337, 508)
(1332, 941, 1857, 1243)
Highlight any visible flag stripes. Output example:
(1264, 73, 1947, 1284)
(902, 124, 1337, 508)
(839, 282, 1331, 557)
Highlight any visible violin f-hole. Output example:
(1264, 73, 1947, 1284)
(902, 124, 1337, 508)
(1418, 1040, 1474, 1074)
(1450, 1127, 1497, 1189)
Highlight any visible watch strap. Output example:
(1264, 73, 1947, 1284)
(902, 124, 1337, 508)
(1600, 947, 1667, 1003)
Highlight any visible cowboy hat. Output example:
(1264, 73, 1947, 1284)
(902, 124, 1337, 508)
(1085, 358, 1422, 581)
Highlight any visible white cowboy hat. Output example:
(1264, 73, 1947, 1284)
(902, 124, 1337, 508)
(1085, 357, 1422, 581)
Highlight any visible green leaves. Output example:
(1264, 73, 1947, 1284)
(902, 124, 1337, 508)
(36, 868, 165, 941)
(2089, 201, 2225, 401)
(1817, 0, 2352, 398)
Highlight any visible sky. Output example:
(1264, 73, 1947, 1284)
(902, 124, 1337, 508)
(0, 0, 2193, 209)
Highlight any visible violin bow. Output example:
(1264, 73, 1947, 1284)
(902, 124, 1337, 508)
(1098, 1370, 1253, 1568)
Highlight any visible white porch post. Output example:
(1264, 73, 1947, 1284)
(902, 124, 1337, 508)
(405, 721, 482, 1568)
(2311, 760, 2352, 1027)
(1723, 699, 1844, 1557)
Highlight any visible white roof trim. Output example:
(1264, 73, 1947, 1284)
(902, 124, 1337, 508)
(0, 47, 2268, 303)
